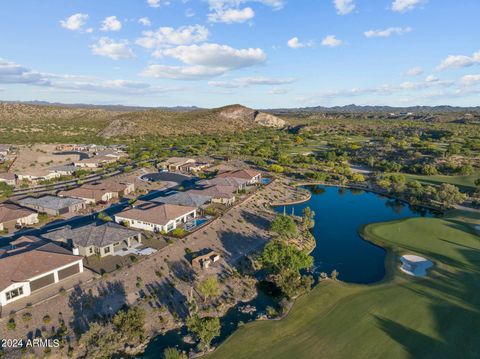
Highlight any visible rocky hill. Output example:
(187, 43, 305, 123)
(0, 103, 286, 142)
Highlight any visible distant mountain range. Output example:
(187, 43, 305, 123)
(266, 104, 480, 114)
(3, 100, 480, 114)
(0, 100, 203, 112)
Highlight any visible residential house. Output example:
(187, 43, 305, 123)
(73, 155, 117, 169)
(217, 169, 262, 185)
(0, 236, 83, 306)
(58, 185, 112, 205)
(159, 157, 196, 172)
(18, 195, 86, 216)
(16, 169, 61, 183)
(101, 179, 135, 197)
(0, 203, 39, 232)
(42, 222, 142, 258)
(178, 162, 210, 173)
(115, 202, 196, 233)
(96, 149, 127, 160)
(198, 177, 248, 190)
(0, 173, 16, 186)
(153, 191, 212, 208)
(190, 185, 237, 205)
(48, 165, 78, 176)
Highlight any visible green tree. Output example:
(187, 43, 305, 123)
(351, 173, 365, 183)
(163, 347, 187, 359)
(79, 323, 118, 359)
(112, 306, 147, 344)
(97, 211, 113, 222)
(197, 276, 220, 302)
(457, 164, 473, 175)
(269, 164, 284, 173)
(270, 215, 298, 238)
(186, 314, 221, 351)
(260, 239, 313, 275)
(0, 182, 13, 198)
(435, 183, 467, 208)
(301, 207, 315, 231)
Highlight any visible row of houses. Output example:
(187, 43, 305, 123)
(0, 147, 127, 187)
(55, 144, 126, 154)
(0, 164, 264, 308)
(112, 167, 263, 233)
(0, 179, 136, 233)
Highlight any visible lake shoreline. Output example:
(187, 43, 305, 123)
(142, 184, 439, 358)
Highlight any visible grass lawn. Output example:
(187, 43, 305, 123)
(208, 211, 480, 359)
(391, 172, 479, 191)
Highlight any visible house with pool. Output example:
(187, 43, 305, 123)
(114, 202, 197, 233)
(217, 169, 262, 185)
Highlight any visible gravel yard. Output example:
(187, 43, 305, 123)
(0, 178, 304, 358)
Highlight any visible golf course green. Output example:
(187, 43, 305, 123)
(208, 210, 480, 359)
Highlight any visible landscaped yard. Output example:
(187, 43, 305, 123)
(208, 211, 480, 359)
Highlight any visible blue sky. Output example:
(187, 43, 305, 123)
(0, 0, 479, 108)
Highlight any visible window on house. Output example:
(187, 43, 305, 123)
(104, 246, 111, 254)
(89, 247, 93, 254)
(6, 287, 24, 301)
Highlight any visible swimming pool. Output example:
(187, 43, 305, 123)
(184, 217, 210, 231)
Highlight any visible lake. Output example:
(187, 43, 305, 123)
(142, 185, 438, 356)
(275, 185, 437, 283)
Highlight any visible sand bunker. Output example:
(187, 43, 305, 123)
(400, 254, 433, 277)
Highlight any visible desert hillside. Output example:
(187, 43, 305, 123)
(0, 103, 286, 143)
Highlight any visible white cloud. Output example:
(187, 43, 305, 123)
(437, 51, 480, 71)
(208, 7, 255, 23)
(287, 37, 313, 49)
(186, 9, 196, 17)
(405, 66, 423, 76)
(141, 64, 225, 80)
(0, 58, 175, 95)
(138, 17, 151, 26)
(162, 43, 266, 68)
(147, 0, 161, 8)
(208, 0, 285, 11)
(425, 75, 438, 82)
(269, 87, 290, 94)
(460, 74, 480, 86)
(364, 27, 412, 38)
(206, 0, 285, 24)
(333, 0, 355, 15)
(91, 38, 135, 60)
(0, 58, 51, 85)
(141, 43, 266, 80)
(60, 13, 89, 31)
(136, 25, 209, 49)
(101, 16, 122, 32)
(321, 35, 343, 47)
(391, 0, 425, 12)
(209, 76, 295, 87)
